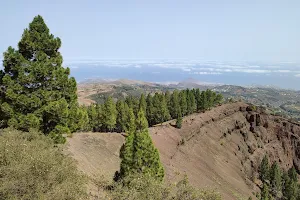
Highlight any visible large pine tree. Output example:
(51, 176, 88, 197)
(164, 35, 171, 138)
(103, 96, 117, 132)
(0, 15, 80, 143)
(169, 90, 181, 119)
(138, 94, 147, 114)
(118, 108, 164, 182)
(179, 90, 187, 116)
(116, 100, 128, 132)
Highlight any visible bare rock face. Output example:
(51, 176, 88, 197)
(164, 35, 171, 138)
(239, 106, 300, 174)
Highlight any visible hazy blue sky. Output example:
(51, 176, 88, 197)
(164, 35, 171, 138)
(1, 0, 299, 62)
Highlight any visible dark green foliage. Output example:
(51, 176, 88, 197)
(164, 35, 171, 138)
(118, 108, 136, 180)
(260, 155, 270, 183)
(261, 183, 269, 200)
(146, 94, 154, 126)
(125, 96, 139, 115)
(270, 162, 282, 198)
(169, 90, 181, 119)
(283, 176, 298, 200)
(165, 90, 172, 113)
(187, 89, 196, 114)
(153, 93, 171, 125)
(176, 110, 183, 129)
(87, 89, 223, 130)
(205, 89, 214, 109)
(179, 90, 188, 116)
(289, 166, 298, 182)
(138, 93, 147, 114)
(118, 108, 164, 182)
(116, 100, 128, 132)
(214, 94, 223, 105)
(195, 88, 201, 111)
(259, 155, 300, 200)
(103, 96, 117, 131)
(0, 128, 87, 199)
(0, 16, 81, 143)
(68, 105, 89, 132)
(200, 91, 208, 111)
(87, 104, 104, 132)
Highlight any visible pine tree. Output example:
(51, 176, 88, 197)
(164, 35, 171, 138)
(119, 108, 136, 180)
(116, 100, 128, 132)
(261, 183, 270, 200)
(103, 96, 117, 131)
(139, 94, 147, 114)
(214, 93, 223, 105)
(260, 155, 270, 183)
(68, 105, 89, 132)
(282, 171, 290, 198)
(94, 104, 104, 131)
(165, 91, 172, 112)
(0, 16, 80, 142)
(118, 108, 164, 182)
(270, 161, 282, 198)
(152, 93, 169, 125)
(186, 89, 192, 114)
(188, 90, 196, 114)
(146, 94, 154, 126)
(160, 93, 171, 123)
(170, 90, 181, 119)
(195, 88, 202, 111)
(288, 166, 298, 182)
(283, 177, 298, 200)
(87, 104, 97, 131)
(179, 90, 187, 116)
(200, 91, 208, 111)
(176, 109, 183, 129)
(133, 108, 164, 180)
(205, 89, 213, 109)
(126, 96, 139, 115)
(126, 108, 136, 134)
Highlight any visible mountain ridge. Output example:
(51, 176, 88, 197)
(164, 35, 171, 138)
(66, 102, 300, 199)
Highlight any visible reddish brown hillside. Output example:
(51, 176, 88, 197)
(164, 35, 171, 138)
(66, 102, 300, 200)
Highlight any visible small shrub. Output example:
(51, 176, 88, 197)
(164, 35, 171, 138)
(220, 140, 224, 146)
(178, 138, 186, 146)
(102, 174, 221, 200)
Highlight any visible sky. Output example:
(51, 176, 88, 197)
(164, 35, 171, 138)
(1, 0, 300, 62)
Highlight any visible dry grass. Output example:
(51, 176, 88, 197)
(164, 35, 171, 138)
(0, 128, 87, 200)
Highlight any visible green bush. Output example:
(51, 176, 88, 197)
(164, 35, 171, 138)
(100, 174, 221, 200)
(0, 128, 87, 200)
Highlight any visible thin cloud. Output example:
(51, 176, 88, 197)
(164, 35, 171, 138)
(192, 72, 222, 75)
(182, 68, 191, 72)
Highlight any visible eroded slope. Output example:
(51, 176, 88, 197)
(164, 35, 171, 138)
(66, 102, 300, 199)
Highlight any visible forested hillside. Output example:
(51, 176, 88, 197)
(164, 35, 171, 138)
(85, 89, 223, 132)
(0, 16, 222, 200)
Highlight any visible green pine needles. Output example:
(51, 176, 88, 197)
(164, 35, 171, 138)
(117, 108, 165, 182)
(0, 15, 85, 143)
(259, 154, 300, 200)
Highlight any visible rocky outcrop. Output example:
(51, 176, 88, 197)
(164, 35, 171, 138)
(236, 105, 300, 177)
(153, 102, 300, 199)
